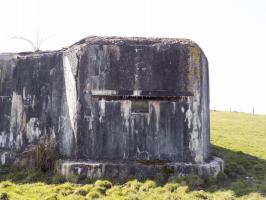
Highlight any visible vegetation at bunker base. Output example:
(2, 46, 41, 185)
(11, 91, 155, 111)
(0, 111, 266, 199)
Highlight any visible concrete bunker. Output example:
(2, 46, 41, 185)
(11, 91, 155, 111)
(0, 36, 223, 179)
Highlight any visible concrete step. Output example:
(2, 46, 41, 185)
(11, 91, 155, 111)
(56, 157, 224, 180)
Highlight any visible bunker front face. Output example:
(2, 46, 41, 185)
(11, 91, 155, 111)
(0, 36, 223, 179)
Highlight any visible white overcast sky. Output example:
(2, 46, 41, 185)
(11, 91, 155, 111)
(1, 0, 266, 114)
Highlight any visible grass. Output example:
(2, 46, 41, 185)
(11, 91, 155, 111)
(211, 111, 266, 159)
(0, 111, 266, 199)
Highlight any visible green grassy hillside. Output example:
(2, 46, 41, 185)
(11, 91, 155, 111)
(211, 111, 266, 159)
(0, 111, 266, 200)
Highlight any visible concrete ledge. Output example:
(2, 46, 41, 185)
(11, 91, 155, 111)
(57, 156, 224, 180)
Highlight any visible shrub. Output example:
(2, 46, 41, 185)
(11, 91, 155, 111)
(180, 175, 204, 189)
(94, 180, 112, 189)
(74, 188, 88, 196)
(140, 180, 156, 191)
(80, 184, 93, 193)
(66, 174, 80, 183)
(124, 193, 140, 200)
(86, 191, 101, 199)
(231, 180, 251, 196)
(259, 183, 266, 193)
(204, 176, 217, 187)
(11, 170, 27, 181)
(24, 170, 45, 182)
(124, 180, 142, 191)
(0, 192, 8, 200)
(154, 173, 168, 185)
(36, 142, 57, 173)
(235, 165, 247, 175)
(51, 174, 66, 184)
(164, 183, 179, 192)
(253, 164, 265, 175)
(44, 194, 58, 200)
(153, 186, 166, 194)
(0, 181, 13, 188)
(106, 187, 122, 197)
(192, 191, 209, 200)
(216, 172, 228, 184)
(53, 182, 75, 195)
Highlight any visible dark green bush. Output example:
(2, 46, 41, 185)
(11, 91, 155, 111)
(0, 192, 8, 200)
(204, 176, 217, 187)
(178, 175, 204, 189)
(65, 174, 80, 183)
(259, 183, 266, 193)
(216, 172, 228, 184)
(253, 164, 265, 176)
(231, 180, 251, 196)
(51, 174, 66, 184)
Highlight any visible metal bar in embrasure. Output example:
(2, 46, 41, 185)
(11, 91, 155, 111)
(91, 90, 192, 101)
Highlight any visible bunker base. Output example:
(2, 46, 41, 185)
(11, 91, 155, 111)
(57, 156, 224, 180)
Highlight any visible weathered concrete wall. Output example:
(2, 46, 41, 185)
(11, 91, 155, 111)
(0, 52, 63, 163)
(0, 37, 211, 170)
